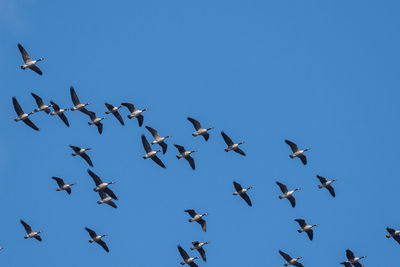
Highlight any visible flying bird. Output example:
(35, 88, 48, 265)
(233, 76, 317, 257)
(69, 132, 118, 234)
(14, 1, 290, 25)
(294, 219, 318, 241)
(97, 190, 117, 209)
(105, 103, 124, 125)
(145, 126, 171, 154)
(18, 43, 44, 75)
(187, 117, 213, 141)
(386, 227, 400, 245)
(69, 145, 93, 167)
(87, 169, 117, 200)
(278, 250, 303, 267)
(340, 249, 366, 267)
(69, 86, 91, 113)
(52, 177, 76, 195)
(20, 220, 43, 241)
(85, 227, 109, 252)
(285, 140, 310, 165)
(141, 135, 165, 168)
(121, 102, 148, 127)
(316, 175, 336, 197)
(50, 101, 70, 127)
(178, 245, 199, 267)
(276, 181, 300, 208)
(233, 181, 253, 206)
(12, 97, 39, 131)
(221, 131, 245, 156)
(190, 241, 210, 262)
(30, 93, 51, 114)
(174, 144, 197, 170)
(86, 111, 106, 134)
(185, 209, 208, 232)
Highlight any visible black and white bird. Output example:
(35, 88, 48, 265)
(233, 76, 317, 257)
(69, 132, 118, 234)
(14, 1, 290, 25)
(386, 227, 400, 244)
(20, 220, 43, 241)
(85, 227, 109, 252)
(340, 249, 366, 267)
(69, 86, 91, 113)
(30, 93, 51, 114)
(279, 250, 303, 267)
(97, 190, 117, 209)
(87, 169, 117, 200)
(285, 140, 310, 165)
(145, 126, 171, 154)
(221, 131, 245, 156)
(191, 241, 210, 262)
(187, 117, 213, 141)
(294, 219, 318, 241)
(178, 245, 199, 267)
(233, 181, 253, 206)
(174, 144, 197, 170)
(86, 111, 106, 134)
(141, 135, 166, 168)
(69, 145, 93, 167)
(52, 177, 76, 195)
(50, 101, 70, 127)
(316, 175, 336, 197)
(12, 97, 39, 131)
(121, 102, 148, 127)
(104, 103, 124, 125)
(185, 209, 208, 232)
(18, 43, 44, 75)
(276, 181, 300, 208)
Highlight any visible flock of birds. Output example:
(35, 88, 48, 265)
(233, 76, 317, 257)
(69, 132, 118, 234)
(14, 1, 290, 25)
(7, 43, 399, 266)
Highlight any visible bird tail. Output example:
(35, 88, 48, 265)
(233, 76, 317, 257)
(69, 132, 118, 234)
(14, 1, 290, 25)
(386, 234, 392, 238)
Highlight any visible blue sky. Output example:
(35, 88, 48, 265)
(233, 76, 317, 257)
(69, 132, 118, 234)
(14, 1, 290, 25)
(1, 0, 399, 266)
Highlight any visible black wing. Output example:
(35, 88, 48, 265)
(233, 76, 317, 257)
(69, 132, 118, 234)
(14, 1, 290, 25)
(240, 193, 252, 206)
(85, 227, 97, 238)
(31, 93, 45, 107)
(285, 139, 299, 152)
(50, 101, 60, 111)
(34, 235, 42, 241)
(288, 196, 296, 208)
(233, 181, 243, 192)
(202, 132, 210, 141)
(184, 209, 196, 217)
(81, 153, 93, 167)
(20, 220, 32, 234)
(97, 239, 109, 252)
(106, 200, 117, 209)
(221, 131, 233, 146)
(293, 262, 304, 267)
(79, 107, 92, 116)
(189, 263, 198, 267)
(141, 135, 151, 153)
(18, 43, 30, 62)
(198, 247, 207, 262)
(65, 187, 72, 194)
(121, 102, 135, 112)
(87, 170, 102, 185)
(326, 185, 336, 197)
(186, 156, 195, 170)
(104, 187, 118, 200)
(198, 219, 207, 232)
(346, 249, 355, 260)
(393, 235, 400, 245)
(187, 117, 201, 130)
(137, 114, 144, 127)
(306, 229, 313, 241)
(298, 154, 307, 165)
(178, 245, 189, 260)
(104, 103, 114, 110)
(23, 118, 39, 131)
(294, 219, 306, 228)
(113, 111, 124, 125)
(234, 147, 246, 156)
(276, 182, 288, 193)
(12, 97, 24, 115)
(70, 86, 80, 105)
(29, 65, 42, 75)
(279, 250, 292, 262)
(86, 111, 97, 121)
(151, 156, 166, 168)
(145, 126, 158, 137)
(69, 145, 80, 152)
(316, 175, 327, 184)
(160, 142, 168, 154)
(52, 177, 65, 187)
(352, 262, 362, 267)
(174, 144, 186, 154)
(58, 113, 70, 127)
(96, 123, 103, 134)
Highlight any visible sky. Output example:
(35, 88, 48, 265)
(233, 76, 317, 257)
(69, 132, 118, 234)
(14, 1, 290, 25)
(1, 0, 399, 266)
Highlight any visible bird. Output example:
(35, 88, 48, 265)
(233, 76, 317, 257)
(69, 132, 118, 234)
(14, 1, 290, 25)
(97, 190, 117, 209)
(276, 181, 300, 208)
(221, 131, 245, 156)
(12, 97, 39, 131)
(50, 101, 70, 127)
(190, 241, 210, 262)
(20, 220, 42, 241)
(341, 249, 366, 267)
(233, 181, 253, 206)
(316, 175, 336, 197)
(284, 140, 310, 165)
(279, 250, 303, 267)
(17, 43, 44, 75)
(386, 227, 400, 244)
(87, 169, 117, 200)
(86, 110, 106, 134)
(174, 144, 197, 170)
(185, 209, 208, 232)
(145, 126, 171, 154)
(85, 227, 109, 252)
(121, 102, 148, 127)
(30, 93, 51, 114)
(178, 245, 199, 267)
(294, 219, 318, 241)
(187, 117, 213, 141)
(141, 135, 166, 168)
(52, 177, 76, 195)
(104, 103, 124, 126)
(340, 262, 352, 267)
(69, 86, 91, 113)
(69, 145, 93, 167)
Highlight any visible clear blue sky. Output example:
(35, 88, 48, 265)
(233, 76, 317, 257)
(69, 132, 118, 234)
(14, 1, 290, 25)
(1, 0, 399, 266)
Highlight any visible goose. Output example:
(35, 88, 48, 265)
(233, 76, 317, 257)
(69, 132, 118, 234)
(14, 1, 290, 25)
(69, 86, 91, 113)
(97, 190, 117, 209)
(233, 181, 253, 206)
(145, 126, 170, 154)
(86, 111, 106, 134)
(85, 227, 109, 252)
(30, 93, 51, 114)
(294, 219, 318, 241)
(121, 102, 147, 127)
(285, 140, 310, 165)
(276, 181, 300, 208)
(141, 135, 166, 168)
(17, 43, 43, 75)
(316, 175, 336, 197)
(386, 227, 400, 244)
(87, 169, 117, 200)
(20, 220, 42, 241)
(340, 249, 366, 267)
(52, 177, 76, 195)
(191, 241, 210, 262)
(279, 250, 303, 267)
(178, 245, 199, 267)
(221, 131, 245, 156)
(50, 101, 70, 127)
(174, 144, 197, 170)
(12, 97, 39, 131)
(187, 117, 213, 141)
(104, 103, 124, 126)
(69, 145, 93, 167)
(185, 209, 208, 232)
